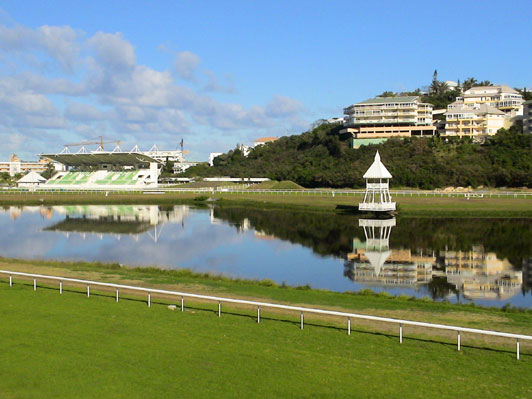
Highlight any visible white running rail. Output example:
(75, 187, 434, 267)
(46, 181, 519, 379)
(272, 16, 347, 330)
(1, 269, 530, 359)
(1, 187, 532, 198)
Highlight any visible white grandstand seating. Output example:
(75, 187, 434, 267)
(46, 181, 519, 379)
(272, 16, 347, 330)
(44, 170, 157, 189)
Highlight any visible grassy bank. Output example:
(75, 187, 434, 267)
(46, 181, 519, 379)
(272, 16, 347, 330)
(2, 257, 532, 344)
(1, 191, 532, 216)
(2, 278, 532, 398)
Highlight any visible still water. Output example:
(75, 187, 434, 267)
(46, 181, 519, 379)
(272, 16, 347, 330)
(1, 204, 532, 308)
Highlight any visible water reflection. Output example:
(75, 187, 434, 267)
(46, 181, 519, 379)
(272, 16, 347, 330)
(343, 217, 523, 301)
(344, 218, 434, 287)
(1, 204, 532, 307)
(43, 205, 189, 242)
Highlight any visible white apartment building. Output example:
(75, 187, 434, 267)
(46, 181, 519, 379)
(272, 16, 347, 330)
(0, 154, 54, 177)
(444, 103, 507, 137)
(341, 96, 435, 145)
(456, 85, 524, 116)
(524, 100, 532, 134)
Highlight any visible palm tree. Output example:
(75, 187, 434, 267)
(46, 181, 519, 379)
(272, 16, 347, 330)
(462, 77, 477, 91)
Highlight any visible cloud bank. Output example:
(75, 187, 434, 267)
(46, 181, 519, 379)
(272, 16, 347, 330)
(0, 20, 308, 160)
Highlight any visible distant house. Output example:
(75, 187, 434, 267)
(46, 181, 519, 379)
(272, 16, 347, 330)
(209, 152, 223, 167)
(444, 103, 507, 137)
(455, 85, 524, 117)
(253, 137, 278, 147)
(17, 171, 46, 188)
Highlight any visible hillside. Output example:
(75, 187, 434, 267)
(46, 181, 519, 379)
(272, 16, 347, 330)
(182, 123, 532, 189)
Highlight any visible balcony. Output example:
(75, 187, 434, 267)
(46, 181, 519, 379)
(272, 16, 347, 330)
(359, 202, 396, 212)
(366, 182, 389, 189)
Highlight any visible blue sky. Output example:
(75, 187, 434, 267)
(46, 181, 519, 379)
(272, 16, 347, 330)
(0, 0, 530, 161)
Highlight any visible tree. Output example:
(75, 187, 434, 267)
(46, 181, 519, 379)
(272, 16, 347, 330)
(161, 159, 175, 176)
(41, 163, 55, 179)
(516, 88, 532, 101)
(462, 77, 478, 91)
(477, 80, 492, 87)
(430, 69, 439, 95)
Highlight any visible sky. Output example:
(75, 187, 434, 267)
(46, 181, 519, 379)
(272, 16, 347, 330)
(0, 0, 531, 161)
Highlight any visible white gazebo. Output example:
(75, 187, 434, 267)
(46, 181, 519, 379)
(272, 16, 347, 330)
(359, 218, 396, 276)
(359, 151, 396, 213)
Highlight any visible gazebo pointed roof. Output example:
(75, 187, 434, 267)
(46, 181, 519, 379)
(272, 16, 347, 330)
(363, 151, 392, 179)
(365, 250, 392, 276)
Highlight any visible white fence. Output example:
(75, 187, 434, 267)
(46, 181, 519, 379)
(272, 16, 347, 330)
(1, 269, 530, 359)
(1, 186, 532, 198)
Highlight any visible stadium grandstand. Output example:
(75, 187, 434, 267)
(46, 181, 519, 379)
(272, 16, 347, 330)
(41, 143, 193, 190)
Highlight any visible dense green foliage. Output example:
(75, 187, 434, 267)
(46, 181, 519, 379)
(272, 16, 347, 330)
(182, 123, 532, 189)
(0, 172, 22, 186)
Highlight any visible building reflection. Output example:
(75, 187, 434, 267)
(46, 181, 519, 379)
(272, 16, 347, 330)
(344, 218, 435, 287)
(444, 246, 522, 300)
(40, 205, 189, 242)
(345, 217, 523, 301)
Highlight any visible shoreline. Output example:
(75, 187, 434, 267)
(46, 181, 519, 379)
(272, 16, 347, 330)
(2, 257, 531, 330)
(1, 191, 532, 217)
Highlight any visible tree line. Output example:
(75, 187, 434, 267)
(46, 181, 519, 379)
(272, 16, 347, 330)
(181, 122, 532, 189)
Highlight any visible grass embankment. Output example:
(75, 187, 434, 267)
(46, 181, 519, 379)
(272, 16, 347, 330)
(251, 180, 304, 189)
(1, 191, 532, 216)
(2, 257, 532, 346)
(2, 278, 532, 399)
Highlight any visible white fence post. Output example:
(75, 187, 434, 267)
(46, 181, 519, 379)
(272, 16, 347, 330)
(218, 301, 221, 317)
(348, 318, 351, 336)
(181, 297, 184, 311)
(3, 269, 532, 357)
(87, 285, 90, 298)
(9, 275, 12, 286)
(148, 293, 151, 307)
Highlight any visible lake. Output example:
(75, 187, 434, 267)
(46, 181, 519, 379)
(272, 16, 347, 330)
(1, 204, 531, 308)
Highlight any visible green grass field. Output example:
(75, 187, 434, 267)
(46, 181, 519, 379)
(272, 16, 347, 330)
(1, 191, 532, 216)
(1, 281, 532, 399)
(3, 258, 532, 344)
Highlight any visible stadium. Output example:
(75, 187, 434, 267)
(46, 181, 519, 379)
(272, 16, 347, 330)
(39, 142, 194, 190)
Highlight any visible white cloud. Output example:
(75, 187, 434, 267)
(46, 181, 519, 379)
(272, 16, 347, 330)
(0, 24, 80, 71)
(203, 70, 236, 93)
(0, 19, 309, 160)
(174, 50, 200, 81)
(266, 95, 305, 118)
(64, 102, 108, 121)
(86, 31, 136, 70)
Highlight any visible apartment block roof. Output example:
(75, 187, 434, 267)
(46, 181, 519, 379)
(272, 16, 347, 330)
(356, 96, 420, 105)
(445, 103, 505, 116)
(463, 85, 519, 95)
(254, 137, 278, 143)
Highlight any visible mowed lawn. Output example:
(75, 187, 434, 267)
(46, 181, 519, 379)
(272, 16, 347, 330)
(1, 283, 532, 399)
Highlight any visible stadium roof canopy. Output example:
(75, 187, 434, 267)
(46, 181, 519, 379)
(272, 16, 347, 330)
(40, 152, 160, 167)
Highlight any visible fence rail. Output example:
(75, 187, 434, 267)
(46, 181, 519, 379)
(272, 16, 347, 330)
(1, 186, 532, 198)
(1, 269, 530, 359)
